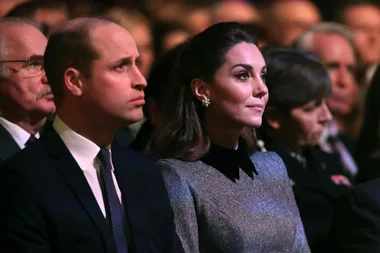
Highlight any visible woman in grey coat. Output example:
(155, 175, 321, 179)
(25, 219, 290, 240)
(148, 22, 310, 253)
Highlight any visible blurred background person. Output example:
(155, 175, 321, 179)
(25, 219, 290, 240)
(130, 43, 185, 152)
(257, 48, 351, 253)
(293, 23, 359, 179)
(0, 0, 28, 17)
(152, 22, 190, 58)
(210, 0, 261, 25)
(262, 0, 321, 47)
(333, 0, 380, 87)
(6, 0, 69, 36)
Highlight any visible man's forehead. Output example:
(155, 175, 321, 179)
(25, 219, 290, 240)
(90, 24, 138, 57)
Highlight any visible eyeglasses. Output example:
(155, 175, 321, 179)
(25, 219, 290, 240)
(0, 55, 44, 75)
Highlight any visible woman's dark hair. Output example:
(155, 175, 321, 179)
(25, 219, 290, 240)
(262, 47, 332, 116)
(148, 22, 258, 161)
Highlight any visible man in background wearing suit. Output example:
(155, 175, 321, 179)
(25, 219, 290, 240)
(0, 17, 183, 253)
(0, 18, 55, 164)
(293, 22, 359, 180)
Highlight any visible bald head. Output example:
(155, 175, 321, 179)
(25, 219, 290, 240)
(265, 0, 321, 46)
(212, 1, 260, 24)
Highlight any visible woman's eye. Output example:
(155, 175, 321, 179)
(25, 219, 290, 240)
(260, 73, 266, 83)
(236, 71, 250, 80)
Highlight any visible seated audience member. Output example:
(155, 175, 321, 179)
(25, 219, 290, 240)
(257, 48, 351, 252)
(262, 0, 321, 47)
(355, 64, 380, 183)
(0, 17, 184, 253)
(0, 18, 55, 165)
(6, 0, 68, 36)
(130, 43, 185, 152)
(333, 0, 380, 86)
(0, 0, 27, 17)
(179, 3, 212, 35)
(210, 1, 261, 25)
(152, 22, 190, 58)
(332, 174, 380, 252)
(293, 22, 359, 179)
(148, 22, 310, 253)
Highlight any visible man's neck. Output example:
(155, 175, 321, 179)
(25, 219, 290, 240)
(57, 109, 119, 148)
(0, 113, 47, 135)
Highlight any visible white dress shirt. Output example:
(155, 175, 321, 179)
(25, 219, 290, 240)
(53, 116, 122, 218)
(320, 121, 358, 176)
(0, 117, 40, 149)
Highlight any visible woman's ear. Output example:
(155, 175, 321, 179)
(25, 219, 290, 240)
(191, 78, 211, 102)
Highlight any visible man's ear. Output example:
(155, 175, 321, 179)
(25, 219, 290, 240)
(64, 68, 85, 97)
(265, 106, 283, 130)
(190, 78, 211, 102)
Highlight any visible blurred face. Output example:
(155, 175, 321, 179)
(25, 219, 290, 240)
(312, 33, 358, 116)
(34, 8, 68, 29)
(206, 42, 268, 128)
(287, 99, 332, 147)
(342, 5, 380, 65)
(0, 25, 55, 116)
(84, 24, 147, 125)
(183, 7, 211, 35)
(268, 1, 320, 46)
(129, 22, 154, 78)
(162, 30, 190, 53)
(213, 2, 261, 24)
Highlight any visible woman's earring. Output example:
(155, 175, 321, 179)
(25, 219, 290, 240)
(201, 98, 210, 107)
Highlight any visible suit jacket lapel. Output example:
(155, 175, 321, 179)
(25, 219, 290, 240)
(112, 142, 149, 253)
(43, 130, 117, 253)
(0, 123, 21, 163)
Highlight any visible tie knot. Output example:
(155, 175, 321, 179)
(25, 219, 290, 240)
(98, 148, 111, 169)
(25, 134, 37, 146)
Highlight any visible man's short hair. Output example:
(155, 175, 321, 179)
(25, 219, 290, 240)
(44, 17, 118, 107)
(292, 22, 356, 54)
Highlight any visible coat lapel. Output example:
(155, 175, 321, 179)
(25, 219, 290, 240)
(111, 142, 150, 253)
(43, 130, 117, 253)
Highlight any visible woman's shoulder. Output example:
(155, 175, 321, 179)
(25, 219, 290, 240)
(156, 158, 204, 177)
(251, 151, 288, 178)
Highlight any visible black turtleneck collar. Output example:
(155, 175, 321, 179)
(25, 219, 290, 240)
(200, 137, 258, 182)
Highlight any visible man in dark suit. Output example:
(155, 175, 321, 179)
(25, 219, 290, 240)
(0, 18, 55, 164)
(332, 177, 380, 252)
(355, 67, 380, 183)
(0, 17, 183, 253)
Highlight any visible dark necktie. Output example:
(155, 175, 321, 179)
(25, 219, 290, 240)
(97, 148, 128, 253)
(327, 135, 358, 176)
(25, 135, 37, 146)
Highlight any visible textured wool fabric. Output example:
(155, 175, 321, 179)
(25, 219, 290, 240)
(158, 151, 310, 253)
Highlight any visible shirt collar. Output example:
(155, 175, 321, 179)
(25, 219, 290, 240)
(53, 116, 108, 172)
(0, 117, 40, 149)
(200, 137, 258, 182)
(320, 120, 339, 152)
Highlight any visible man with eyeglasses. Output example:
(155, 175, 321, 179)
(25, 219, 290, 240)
(0, 18, 55, 165)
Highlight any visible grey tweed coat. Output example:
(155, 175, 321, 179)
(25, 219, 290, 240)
(157, 151, 310, 253)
